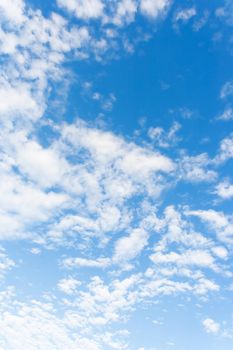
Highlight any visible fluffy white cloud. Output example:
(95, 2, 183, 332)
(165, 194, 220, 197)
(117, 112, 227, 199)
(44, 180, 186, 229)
(58, 277, 81, 295)
(113, 228, 149, 263)
(113, 0, 138, 26)
(187, 209, 233, 244)
(216, 134, 233, 163)
(0, 0, 25, 24)
(140, 0, 170, 18)
(0, 2, 232, 349)
(202, 318, 220, 334)
(215, 180, 233, 199)
(211, 246, 228, 259)
(0, 299, 102, 350)
(13, 137, 67, 188)
(179, 153, 217, 182)
(0, 80, 39, 121)
(150, 250, 215, 269)
(57, 0, 104, 20)
(187, 209, 228, 229)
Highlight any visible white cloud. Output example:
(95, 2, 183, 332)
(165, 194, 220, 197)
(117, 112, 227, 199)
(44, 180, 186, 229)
(193, 10, 209, 31)
(30, 247, 41, 255)
(113, 0, 138, 26)
(0, 2, 232, 347)
(217, 133, 233, 162)
(0, 248, 15, 279)
(57, 0, 172, 24)
(0, 299, 102, 350)
(174, 7, 196, 23)
(58, 277, 81, 295)
(179, 153, 217, 183)
(220, 81, 233, 99)
(150, 250, 215, 269)
(63, 257, 111, 269)
(202, 318, 220, 334)
(0, 79, 40, 122)
(211, 246, 228, 259)
(13, 137, 67, 188)
(0, 0, 25, 24)
(217, 107, 233, 121)
(187, 209, 228, 229)
(215, 180, 233, 199)
(140, 0, 170, 18)
(113, 228, 149, 263)
(148, 122, 181, 148)
(187, 209, 233, 244)
(57, 0, 104, 20)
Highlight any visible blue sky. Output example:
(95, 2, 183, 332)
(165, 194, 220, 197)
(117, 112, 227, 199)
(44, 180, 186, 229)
(0, 0, 233, 349)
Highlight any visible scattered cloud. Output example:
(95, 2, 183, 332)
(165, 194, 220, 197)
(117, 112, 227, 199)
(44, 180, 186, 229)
(57, 0, 105, 20)
(0, 0, 232, 349)
(174, 7, 196, 23)
(202, 318, 220, 334)
(220, 81, 233, 99)
(140, 0, 170, 19)
(215, 180, 233, 199)
(217, 107, 233, 121)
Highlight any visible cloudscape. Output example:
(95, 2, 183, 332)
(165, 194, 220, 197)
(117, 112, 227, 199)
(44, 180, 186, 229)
(0, 0, 233, 349)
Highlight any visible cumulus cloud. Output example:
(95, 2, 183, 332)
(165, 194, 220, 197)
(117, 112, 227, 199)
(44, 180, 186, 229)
(58, 277, 81, 295)
(215, 180, 233, 199)
(140, 0, 170, 18)
(215, 133, 233, 163)
(0, 0, 25, 24)
(0, 1, 232, 349)
(57, 0, 104, 20)
(113, 228, 149, 263)
(112, 0, 138, 26)
(202, 318, 220, 334)
(178, 153, 217, 183)
(187, 209, 233, 244)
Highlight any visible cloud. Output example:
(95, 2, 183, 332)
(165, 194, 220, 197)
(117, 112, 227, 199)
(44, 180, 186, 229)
(57, 0, 104, 20)
(113, 228, 149, 263)
(150, 250, 216, 269)
(0, 248, 15, 279)
(187, 209, 233, 244)
(217, 107, 233, 121)
(113, 0, 138, 26)
(220, 81, 233, 99)
(0, 1, 232, 349)
(202, 318, 220, 334)
(63, 257, 111, 269)
(215, 133, 233, 163)
(211, 246, 228, 259)
(0, 299, 102, 350)
(58, 277, 81, 295)
(0, 79, 39, 122)
(139, 0, 170, 18)
(0, 0, 25, 24)
(178, 153, 217, 183)
(215, 180, 233, 199)
(57, 0, 172, 25)
(174, 7, 196, 23)
(148, 122, 181, 148)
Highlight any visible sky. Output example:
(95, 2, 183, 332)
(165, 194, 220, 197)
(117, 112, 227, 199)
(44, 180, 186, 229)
(0, 0, 233, 349)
